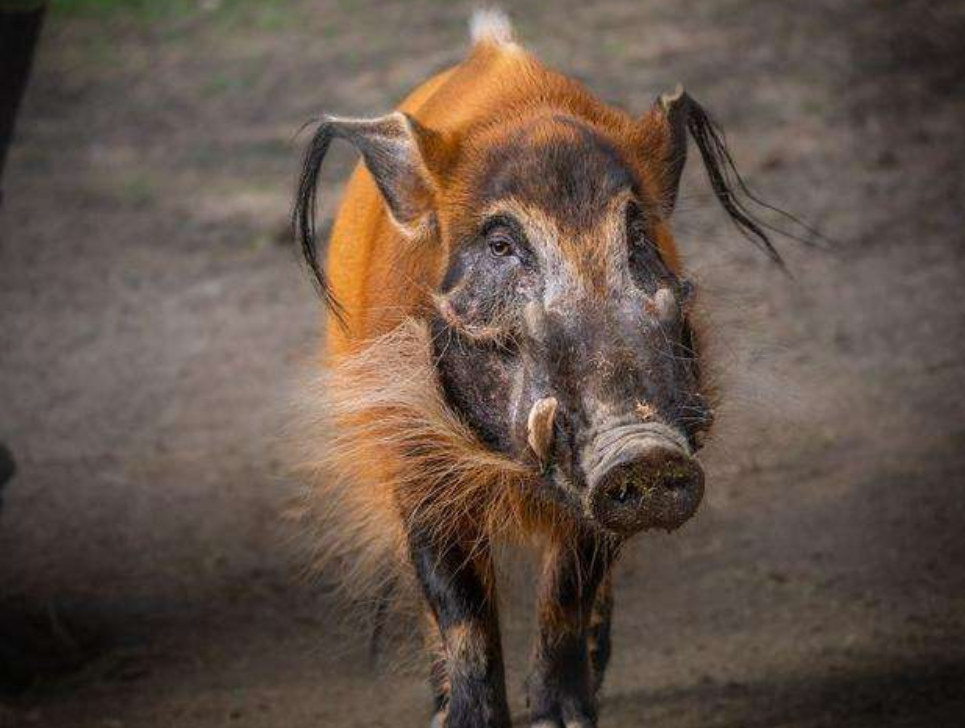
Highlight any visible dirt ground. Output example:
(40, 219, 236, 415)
(1, 0, 964, 726)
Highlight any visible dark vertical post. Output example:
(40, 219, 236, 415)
(0, 2, 46, 208)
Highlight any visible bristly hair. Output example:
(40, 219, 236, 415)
(292, 118, 345, 322)
(683, 94, 832, 270)
(287, 320, 565, 621)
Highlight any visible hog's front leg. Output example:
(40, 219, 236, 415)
(408, 528, 511, 728)
(528, 534, 617, 728)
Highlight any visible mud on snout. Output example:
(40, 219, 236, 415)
(581, 419, 705, 536)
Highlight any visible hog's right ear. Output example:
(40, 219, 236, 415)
(293, 112, 446, 311)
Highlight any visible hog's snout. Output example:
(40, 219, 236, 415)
(584, 423, 704, 535)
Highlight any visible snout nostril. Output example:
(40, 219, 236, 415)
(586, 424, 707, 535)
(608, 477, 640, 505)
(660, 467, 693, 491)
(588, 443, 705, 535)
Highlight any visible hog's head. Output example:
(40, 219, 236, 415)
(296, 88, 789, 537)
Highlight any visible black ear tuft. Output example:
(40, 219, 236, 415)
(682, 96, 785, 267)
(293, 119, 343, 318)
(657, 89, 832, 269)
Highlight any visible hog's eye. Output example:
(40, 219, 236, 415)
(488, 231, 514, 258)
(481, 216, 528, 262)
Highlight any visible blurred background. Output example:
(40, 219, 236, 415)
(0, 1, 963, 726)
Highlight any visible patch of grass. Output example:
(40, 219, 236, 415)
(50, 0, 299, 25)
(51, 0, 196, 21)
(112, 171, 158, 208)
(201, 69, 251, 97)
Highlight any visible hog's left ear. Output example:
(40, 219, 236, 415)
(640, 85, 798, 266)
